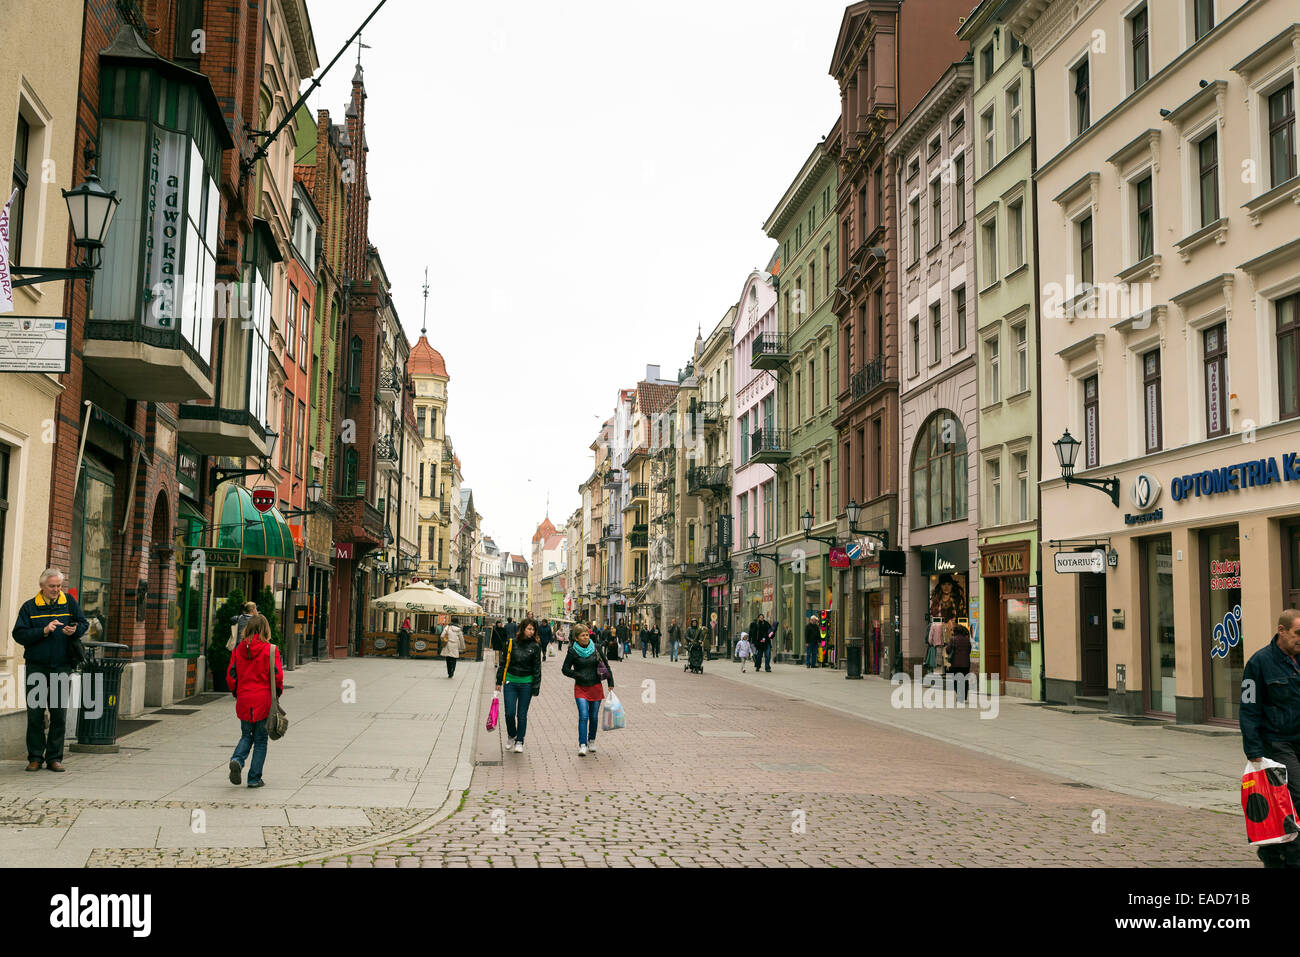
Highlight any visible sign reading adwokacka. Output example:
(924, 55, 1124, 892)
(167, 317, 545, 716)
(1171, 455, 1300, 501)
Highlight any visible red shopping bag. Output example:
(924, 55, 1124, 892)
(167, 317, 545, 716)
(1241, 759, 1299, 846)
(486, 693, 500, 731)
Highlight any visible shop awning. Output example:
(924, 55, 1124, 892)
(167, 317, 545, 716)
(214, 485, 296, 563)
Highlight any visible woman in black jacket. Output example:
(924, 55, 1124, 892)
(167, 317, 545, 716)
(494, 618, 542, 753)
(561, 623, 613, 757)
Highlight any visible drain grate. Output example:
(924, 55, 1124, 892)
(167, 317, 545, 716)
(115, 719, 161, 736)
(152, 707, 199, 716)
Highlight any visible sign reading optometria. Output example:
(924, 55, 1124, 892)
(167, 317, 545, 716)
(1169, 454, 1300, 502)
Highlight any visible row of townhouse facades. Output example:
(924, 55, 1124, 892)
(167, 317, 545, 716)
(565, 0, 1299, 733)
(0, 0, 476, 749)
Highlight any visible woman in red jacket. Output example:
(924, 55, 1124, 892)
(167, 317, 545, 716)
(226, 615, 283, 788)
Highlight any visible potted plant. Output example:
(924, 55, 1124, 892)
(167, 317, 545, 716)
(207, 588, 246, 692)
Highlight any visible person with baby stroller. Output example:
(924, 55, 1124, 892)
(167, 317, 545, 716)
(684, 616, 705, 674)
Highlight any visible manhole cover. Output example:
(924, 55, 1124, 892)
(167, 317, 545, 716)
(937, 790, 1022, 806)
(152, 708, 199, 716)
(697, 731, 755, 738)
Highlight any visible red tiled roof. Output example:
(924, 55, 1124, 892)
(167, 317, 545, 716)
(532, 517, 557, 543)
(408, 335, 448, 377)
(635, 382, 679, 414)
(543, 533, 565, 551)
(293, 164, 316, 191)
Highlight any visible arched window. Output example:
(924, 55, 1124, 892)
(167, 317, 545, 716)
(348, 337, 362, 394)
(911, 411, 968, 530)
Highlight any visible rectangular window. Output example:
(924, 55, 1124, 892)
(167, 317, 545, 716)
(282, 389, 294, 472)
(809, 262, 816, 309)
(1074, 58, 1091, 136)
(1084, 374, 1100, 468)
(874, 166, 884, 230)
(823, 346, 831, 406)
(1268, 83, 1296, 187)
(928, 136, 941, 160)
(1278, 293, 1300, 420)
(1198, 131, 1219, 227)
(953, 155, 965, 226)
(930, 179, 942, 247)
(1204, 323, 1228, 437)
(1143, 349, 1162, 453)
(1015, 323, 1028, 393)
(1135, 174, 1153, 261)
(808, 359, 815, 417)
(1015, 452, 1029, 522)
(989, 459, 1001, 526)
(1193, 0, 1215, 41)
(417, 407, 426, 437)
(794, 371, 801, 423)
(299, 298, 310, 368)
(981, 43, 995, 84)
(11, 114, 29, 266)
(1008, 83, 1023, 149)
(910, 317, 920, 375)
(872, 418, 882, 498)
(1009, 33, 1021, 57)
(981, 219, 998, 286)
(954, 287, 967, 351)
(286, 285, 297, 359)
(952, 110, 965, 134)
(1008, 199, 1024, 270)
(1078, 215, 1094, 286)
(982, 108, 996, 170)
(1130, 6, 1149, 90)
(930, 303, 942, 364)
(909, 198, 920, 264)
(296, 400, 306, 477)
(988, 335, 1001, 403)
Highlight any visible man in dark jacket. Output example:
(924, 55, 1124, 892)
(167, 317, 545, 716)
(804, 612, 822, 669)
(748, 614, 772, 673)
(505, 617, 518, 642)
(640, 621, 654, 658)
(538, 619, 554, 659)
(12, 568, 89, 772)
(946, 623, 973, 701)
(616, 619, 631, 658)
(668, 618, 682, 662)
(1241, 609, 1300, 867)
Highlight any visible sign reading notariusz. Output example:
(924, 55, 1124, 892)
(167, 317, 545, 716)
(1054, 550, 1106, 574)
(0, 316, 69, 372)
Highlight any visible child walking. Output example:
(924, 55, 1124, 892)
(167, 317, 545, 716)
(735, 632, 753, 673)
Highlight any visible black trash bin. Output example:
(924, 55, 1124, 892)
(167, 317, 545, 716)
(845, 637, 864, 680)
(71, 641, 130, 753)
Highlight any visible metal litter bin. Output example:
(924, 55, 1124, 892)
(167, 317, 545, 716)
(845, 636, 864, 680)
(70, 641, 130, 753)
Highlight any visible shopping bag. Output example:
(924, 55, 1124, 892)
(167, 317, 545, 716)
(486, 691, 500, 731)
(600, 691, 626, 731)
(1241, 759, 1299, 846)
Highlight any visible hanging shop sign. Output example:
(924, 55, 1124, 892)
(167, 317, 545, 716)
(1170, 455, 1300, 502)
(980, 543, 1029, 577)
(879, 550, 907, 577)
(196, 546, 241, 568)
(920, 541, 966, 576)
(1055, 550, 1106, 574)
(251, 487, 275, 513)
(334, 543, 354, 560)
(745, 560, 761, 576)
(830, 546, 850, 569)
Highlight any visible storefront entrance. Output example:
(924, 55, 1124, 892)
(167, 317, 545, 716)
(1140, 534, 1175, 715)
(978, 542, 1031, 688)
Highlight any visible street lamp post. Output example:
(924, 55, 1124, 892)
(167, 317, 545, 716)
(845, 499, 890, 549)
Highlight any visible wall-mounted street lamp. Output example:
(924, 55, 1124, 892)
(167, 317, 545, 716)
(747, 532, 780, 564)
(800, 510, 838, 548)
(11, 167, 121, 287)
(1052, 429, 1119, 507)
(281, 479, 323, 520)
(211, 427, 279, 488)
(845, 499, 890, 549)
(678, 562, 701, 581)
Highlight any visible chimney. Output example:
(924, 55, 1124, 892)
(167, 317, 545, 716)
(646, 364, 660, 381)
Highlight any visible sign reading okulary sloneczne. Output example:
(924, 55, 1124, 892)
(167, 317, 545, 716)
(1054, 550, 1106, 574)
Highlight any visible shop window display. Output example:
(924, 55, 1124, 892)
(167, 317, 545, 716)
(1205, 527, 1243, 721)
(1143, 535, 1175, 713)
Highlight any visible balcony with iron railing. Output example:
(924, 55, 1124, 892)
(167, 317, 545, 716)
(749, 427, 790, 465)
(602, 470, 623, 489)
(850, 354, 888, 401)
(630, 524, 649, 549)
(751, 332, 790, 370)
(376, 433, 399, 471)
(601, 523, 623, 542)
(378, 366, 402, 399)
(687, 465, 729, 496)
(689, 399, 723, 426)
(629, 482, 649, 502)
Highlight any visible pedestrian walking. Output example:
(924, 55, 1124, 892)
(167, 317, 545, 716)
(441, 621, 464, 678)
(12, 568, 88, 772)
(640, 620, 653, 658)
(398, 615, 413, 659)
(748, 613, 773, 673)
(945, 623, 973, 701)
(538, 618, 554, 659)
(505, 617, 518, 643)
(651, 621, 662, 658)
(617, 618, 631, 658)
(1241, 609, 1300, 867)
(227, 600, 258, 651)
(226, 615, 282, 789)
(495, 617, 542, 753)
(667, 617, 682, 662)
(735, 633, 753, 673)
(490, 620, 507, 668)
(561, 623, 613, 757)
(804, 612, 821, 669)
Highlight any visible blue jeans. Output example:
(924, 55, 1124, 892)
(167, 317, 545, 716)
(669, 640, 680, 661)
(805, 643, 818, 668)
(757, 643, 772, 671)
(503, 682, 534, 742)
(576, 697, 600, 746)
(231, 719, 268, 784)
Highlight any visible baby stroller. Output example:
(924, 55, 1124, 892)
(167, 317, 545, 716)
(685, 637, 705, 675)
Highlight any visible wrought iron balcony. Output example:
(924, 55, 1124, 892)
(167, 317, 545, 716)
(749, 427, 790, 464)
(177, 405, 268, 457)
(602, 470, 623, 489)
(751, 332, 790, 370)
(629, 482, 649, 502)
(630, 525, 649, 549)
(601, 523, 623, 542)
(850, 354, 887, 401)
(376, 433, 399, 471)
(378, 366, 402, 399)
(689, 399, 723, 426)
(687, 465, 729, 496)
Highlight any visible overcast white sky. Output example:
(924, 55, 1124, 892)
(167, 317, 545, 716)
(305, 0, 849, 558)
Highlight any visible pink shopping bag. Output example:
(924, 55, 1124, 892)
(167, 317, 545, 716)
(486, 692, 500, 731)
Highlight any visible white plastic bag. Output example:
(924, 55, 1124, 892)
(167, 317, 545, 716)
(600, 691, 625, 731)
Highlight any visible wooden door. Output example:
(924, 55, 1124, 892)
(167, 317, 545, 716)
(1080, 575, 1108, 696)
(984, 578, 1003, 680)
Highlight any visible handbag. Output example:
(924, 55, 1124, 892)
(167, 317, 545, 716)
(226, 623, 239, 652)
(596, 648, 611, 682)
(487, 638, 512, 730)
(265, 644, 288, 740)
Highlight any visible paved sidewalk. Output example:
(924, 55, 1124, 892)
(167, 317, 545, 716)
(0, 657, 482, 866)
(307, 652, 1255, 867)
(641, 654, 1245, 812)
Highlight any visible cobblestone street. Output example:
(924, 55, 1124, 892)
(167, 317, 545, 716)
(305, 654, 1257, 868)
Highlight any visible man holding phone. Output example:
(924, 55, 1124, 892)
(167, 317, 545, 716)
(12, 568, 89, 771)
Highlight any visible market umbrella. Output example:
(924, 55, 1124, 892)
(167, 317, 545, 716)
(372, 582, 483, 615)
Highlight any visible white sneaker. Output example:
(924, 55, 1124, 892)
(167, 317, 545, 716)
(506, 737, 515, 750)
(587, 742, 596, 753)
(513, 741, 524, 753)
(578, 744, 587, 757)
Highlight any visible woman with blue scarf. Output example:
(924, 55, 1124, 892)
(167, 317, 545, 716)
(561, 623, 614, 757)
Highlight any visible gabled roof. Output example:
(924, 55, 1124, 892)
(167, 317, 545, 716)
(635, 382, 679, 415)
(543, 533, 565, 551)
(532, 517, 557, 543)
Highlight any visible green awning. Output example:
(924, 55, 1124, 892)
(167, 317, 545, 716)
(215, 485, 296, 562)
(178, 500, 206, 548)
